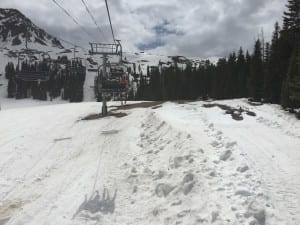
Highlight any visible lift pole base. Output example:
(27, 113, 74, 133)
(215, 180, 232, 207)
(101, 95, 108, 116)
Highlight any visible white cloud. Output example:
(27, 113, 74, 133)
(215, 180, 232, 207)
(0, 0, 286, 57)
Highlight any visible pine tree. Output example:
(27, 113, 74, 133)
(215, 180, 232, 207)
(224, 52, 237, 98)
(245, 51, 251, 97)
(212, 58, 227, 99)
(268, 22, 283, 103)
(281, 0, 300, 112)
(263, 42, 271, 101)
(283, 0, 300, 36)
(250, 39, 264, 101)
(237, 47, 247, 98)
(283, 36, 300, 111)
(288, 49, 300, 108)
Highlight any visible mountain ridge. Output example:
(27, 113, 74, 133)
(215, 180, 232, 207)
(0, 8, 64, 49)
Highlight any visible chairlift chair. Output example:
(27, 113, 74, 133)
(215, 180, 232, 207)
(16, 50, 51, 82)
(89, 40, 129, 115)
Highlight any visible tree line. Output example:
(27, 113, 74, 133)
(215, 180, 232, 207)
(136, 0, 300, 117)
(5, 57, 86, 102)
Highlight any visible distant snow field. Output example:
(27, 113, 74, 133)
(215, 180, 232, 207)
(0, 98, 300, 225)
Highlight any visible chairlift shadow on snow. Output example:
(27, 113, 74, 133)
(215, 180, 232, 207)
(73, 188, 117, 221)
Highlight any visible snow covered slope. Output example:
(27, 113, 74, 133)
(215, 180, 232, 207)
(0, 8, 63, 50)
(0, 100, 299, 225)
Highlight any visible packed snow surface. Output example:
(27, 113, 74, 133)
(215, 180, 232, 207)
(0, 99, 300, 225)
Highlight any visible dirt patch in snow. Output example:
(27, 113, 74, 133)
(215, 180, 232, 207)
(81, 112, 128, 121)
(174, 100, 195, 104)
(0, 200, 25, 224)
(203, 103, 256, 121)
(112, 101, 164, 110)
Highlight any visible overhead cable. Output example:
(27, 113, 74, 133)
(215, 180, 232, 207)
(104, 0, 116, 43)
(51, 0, 97, 41)
(80, 0, 107, 42)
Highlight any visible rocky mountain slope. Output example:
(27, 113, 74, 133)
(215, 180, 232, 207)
(0, 8, 63, 49)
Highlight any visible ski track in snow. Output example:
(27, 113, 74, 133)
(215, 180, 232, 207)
(0, 99, 299, 225)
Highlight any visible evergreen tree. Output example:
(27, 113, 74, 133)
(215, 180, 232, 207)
(281, 0, 300, 112)
(224, 52, 237, 98)
(288, 49, 300, 108)
(249, 39, 264, 101)
(245, 51, 251, 97)
(282, 36, 300, 110)
(267, 22, 284, 103)
(263, 42, 271, 101)
(283, 0, 300, 36)
(237, 47, 247, 97)
(212, 58, 227, 99)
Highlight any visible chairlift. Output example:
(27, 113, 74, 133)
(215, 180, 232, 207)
(89, 40, 130, 115)
(16, 49, 51, 82)
(68, 57, 86, 74)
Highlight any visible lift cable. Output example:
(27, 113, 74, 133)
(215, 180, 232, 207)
(45, 27, 89, 50)
(104, 0, 116, 43)
(56, 36, 87, 51)
(80, 0, 107, 42)
(51, 0, 97, 42)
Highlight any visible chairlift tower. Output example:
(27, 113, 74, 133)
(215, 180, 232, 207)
(89, 40, 127, 116)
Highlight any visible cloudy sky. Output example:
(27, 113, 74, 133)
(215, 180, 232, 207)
(1, 0, 287, 58)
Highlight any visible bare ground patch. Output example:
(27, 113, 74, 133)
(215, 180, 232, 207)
(203, 103, 256, 121)
(81, 102, 164, 121)
(0, 200, 27, 224)
(112, 101, 164, 111)
(81, 112, 128, 121)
